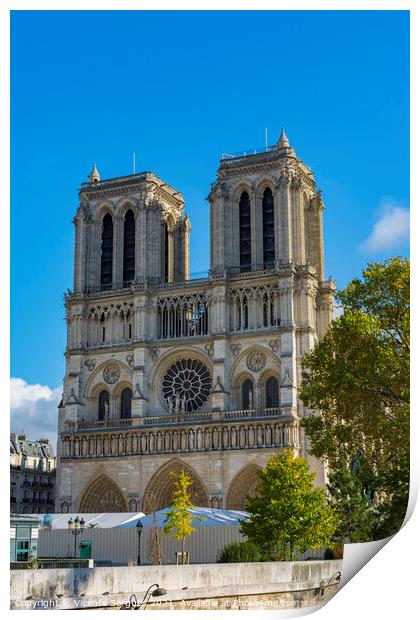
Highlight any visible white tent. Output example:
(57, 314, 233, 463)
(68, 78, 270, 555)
(28, 512, 145, 530)
(117, 507, 249, 528)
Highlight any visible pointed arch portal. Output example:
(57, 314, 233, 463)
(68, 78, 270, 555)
(78, 474, 128, 513)
(142, 459, 209, 513)
(226, 463, 261, 511)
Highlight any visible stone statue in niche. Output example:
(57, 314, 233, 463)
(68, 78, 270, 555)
(248, 389, 253, 410)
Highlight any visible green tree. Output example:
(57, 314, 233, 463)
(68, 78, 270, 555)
(327, 459, 375, 543)
(240, 451, 338, 561)
(301, 257, 409, 539)
(163, 469, 204, 559)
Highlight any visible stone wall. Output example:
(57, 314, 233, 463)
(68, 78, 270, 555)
(10, 560, 342, 610)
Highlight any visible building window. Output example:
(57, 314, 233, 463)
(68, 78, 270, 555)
(120, 388, 132, 419)
(262, 188, 275, 268)
(100, 213, 113, 289)
(239, 191, 251, 271)
(162, 358, 212, 413)
(98, 390, 110, 421)
(100, 313, 106, 342)
(164, 223, 169, 282)
(123, 210, 135, 284)
(265, 376, 279, 408)
(242, 379, 254, 410)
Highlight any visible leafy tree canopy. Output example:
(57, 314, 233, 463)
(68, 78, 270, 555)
(301, 257, 409, 539)
(240, 451, 338, 561)
(163, 469, 205, 556)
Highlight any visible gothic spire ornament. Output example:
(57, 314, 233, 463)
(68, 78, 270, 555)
(277, 128, 290, 149)
(88, 163, 100, 183)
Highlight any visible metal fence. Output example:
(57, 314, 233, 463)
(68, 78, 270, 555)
(10, 559, 91, 570)
(37, 527, 325, 566)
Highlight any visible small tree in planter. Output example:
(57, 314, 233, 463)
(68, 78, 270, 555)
(240, 450, 339, 561)
(163, 469, 205, 563)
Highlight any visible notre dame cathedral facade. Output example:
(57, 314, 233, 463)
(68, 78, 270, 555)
(55, 130, 335, 514)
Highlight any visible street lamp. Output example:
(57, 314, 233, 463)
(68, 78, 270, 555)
(127, 584, 167, 610)
(68, 516, 85, 558)
(136, 520, 143, 566)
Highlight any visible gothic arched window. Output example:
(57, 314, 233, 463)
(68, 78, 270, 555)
(239, 191, 251, 272)
(242, 379, 254, 410)
(100, 213, 113, 289)
(123, 210, 135, 284)
(98, 390, 109, 421)
(120, 388, 132, 419)
(262, 188, 275, 268)
(164, 222, 169, 283)
(265, 376, 279, 408)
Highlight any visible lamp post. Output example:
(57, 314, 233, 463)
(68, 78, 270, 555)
(127, 584, 167, 610)
(136, 520, 143, 566)
(68, 516, 85, 558)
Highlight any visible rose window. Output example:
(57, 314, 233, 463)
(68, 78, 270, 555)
(246, 351, 266, 372)
(162, 358, 212, 413)
(103, 363, 121, 384)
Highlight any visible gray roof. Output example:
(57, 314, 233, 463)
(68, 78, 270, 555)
(10, 433, 55, 459)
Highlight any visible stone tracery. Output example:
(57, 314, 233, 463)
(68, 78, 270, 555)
(162, 358, 212, 413)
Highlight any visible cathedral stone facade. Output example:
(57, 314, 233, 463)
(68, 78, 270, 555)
(55, 130, 335, 514)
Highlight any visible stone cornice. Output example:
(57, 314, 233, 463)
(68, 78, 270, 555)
(79, 172, 184, 211)
(217, 155, 315, 191)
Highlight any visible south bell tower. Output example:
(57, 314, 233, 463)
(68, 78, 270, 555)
(56, 131, 334, 515)
(209, 130, 325, 279)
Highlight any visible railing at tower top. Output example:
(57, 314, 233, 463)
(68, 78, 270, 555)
(64, 408, 288, 433)
(221, 145, 277, 160)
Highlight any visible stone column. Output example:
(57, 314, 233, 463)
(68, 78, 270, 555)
(210, 338, 230, 410)
(73, 209, 87, 293)
(277, 274, 298, 416)
(146, 203, 162, 282)
(87, 219, 101, 290)
(182, 217, 191, 280)
(291, 177, 305, 265)
(278, 177, 292, 264)
(136, 207, 147, 283)
(167, 228, 175, 283)
(210, 186, 225, 273)
(131, 347, 148, 417)
(310, 192, 325, 279)
(317, 280, 335, 339)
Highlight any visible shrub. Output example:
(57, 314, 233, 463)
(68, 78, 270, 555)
(217, 541, 262, 563)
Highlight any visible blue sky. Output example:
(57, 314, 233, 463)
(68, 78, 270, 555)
(10, 10, 409, 440)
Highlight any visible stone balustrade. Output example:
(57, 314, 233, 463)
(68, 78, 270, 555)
(65, 408, 287, 432)
(61, 413, 299, 460)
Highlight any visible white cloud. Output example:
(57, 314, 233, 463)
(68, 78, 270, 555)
(360, 200, 410, 253)
(10, 378, 62, 450)
(333, 305, 343, 320)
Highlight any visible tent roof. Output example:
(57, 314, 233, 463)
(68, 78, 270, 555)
(117, 507, 249, 528)
(27, 512, 145, 529)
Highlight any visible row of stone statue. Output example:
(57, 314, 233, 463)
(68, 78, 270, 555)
(166, 394, 188, 415)
(63, 422, 299, 458)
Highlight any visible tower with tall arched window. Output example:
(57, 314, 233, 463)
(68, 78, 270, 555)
(56, 131, 335, 514)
